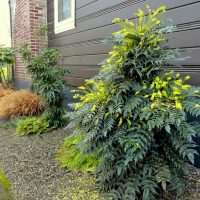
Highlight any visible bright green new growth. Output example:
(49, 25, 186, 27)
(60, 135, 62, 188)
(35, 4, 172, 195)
(16, 116, 53, 135)
(0, 170, 12, 200)
(57, 135, 99, 172)
(66, 6, 200, 200)
(0, 171, 10, 191)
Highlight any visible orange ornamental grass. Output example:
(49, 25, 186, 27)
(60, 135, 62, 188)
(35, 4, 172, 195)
(0, 90, 45, 118)
(0, 88, 15, 98)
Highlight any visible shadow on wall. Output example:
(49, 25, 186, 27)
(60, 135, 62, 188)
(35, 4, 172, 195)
(188, 114, 200, 168)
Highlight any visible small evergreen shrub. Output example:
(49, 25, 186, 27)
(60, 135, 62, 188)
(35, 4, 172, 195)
(66, 6, 200, 200)
(57, 134, 99, 172)
(18, 45, 68, 128)
(0, 90, 45, 118)
(16, 116, 52, 135)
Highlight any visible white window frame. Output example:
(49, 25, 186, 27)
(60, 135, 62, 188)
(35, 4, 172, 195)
(54, 0, 75, 34)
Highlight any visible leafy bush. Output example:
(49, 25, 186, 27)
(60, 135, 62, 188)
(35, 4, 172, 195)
(0, 47, 14, 88)
(16, 116, 52, 135)
(0, 90, 45, 118)
(18, 44, 68, 128)
(57, 134, 99, 172)
(0, 170, 12, 200)
(66, 6, 200, 200)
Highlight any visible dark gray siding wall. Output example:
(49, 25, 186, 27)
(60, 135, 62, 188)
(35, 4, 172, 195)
(47, 0, 200, 86)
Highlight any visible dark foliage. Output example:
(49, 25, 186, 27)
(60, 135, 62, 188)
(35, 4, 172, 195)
(66, 6, 200, 200)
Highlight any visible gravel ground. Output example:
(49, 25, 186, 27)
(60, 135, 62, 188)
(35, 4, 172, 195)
(0, 119, 199, 200)
(0, 119, 69, 200)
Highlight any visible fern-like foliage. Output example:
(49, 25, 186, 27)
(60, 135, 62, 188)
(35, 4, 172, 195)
(57, 134, 99, 172)
(65, 5, 200, 200)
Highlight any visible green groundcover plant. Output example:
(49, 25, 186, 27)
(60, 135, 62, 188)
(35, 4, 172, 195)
(57, 134, 99, 172)
(0, 170, 12, 200)
(65, 6, 200, 200)
(16, 116, 53, 135)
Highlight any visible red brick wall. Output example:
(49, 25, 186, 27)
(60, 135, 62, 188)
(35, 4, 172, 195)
(13, 0, 47, 81)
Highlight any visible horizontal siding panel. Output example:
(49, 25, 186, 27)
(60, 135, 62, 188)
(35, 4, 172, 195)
(67, 66, 99, 78)
(48, 0, 98, 12)
(48, 0, 200, 86)
(57, 54, 108, 66)
(56, 44, 200, 66)
(66, 77, 85, 86)
(57, 43, 111, 57)
(50, 27, 200, 49)
(48, 0, 200, 39)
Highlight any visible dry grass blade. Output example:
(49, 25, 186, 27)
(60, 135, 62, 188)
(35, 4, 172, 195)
(0, 90, 45, 118)
(0, 89, 14, 98)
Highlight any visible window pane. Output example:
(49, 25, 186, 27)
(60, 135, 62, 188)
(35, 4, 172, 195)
(58, 0, 71, 22)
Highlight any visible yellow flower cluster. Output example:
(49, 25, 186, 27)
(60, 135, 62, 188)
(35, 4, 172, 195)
(72, 80, 113, 110)
(145, 71, 192, 110)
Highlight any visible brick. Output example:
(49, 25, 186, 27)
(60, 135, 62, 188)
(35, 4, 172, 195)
(13, 0, 47, 80)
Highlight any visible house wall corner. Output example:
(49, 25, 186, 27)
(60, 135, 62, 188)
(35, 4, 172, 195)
(13, 0, 47, 89)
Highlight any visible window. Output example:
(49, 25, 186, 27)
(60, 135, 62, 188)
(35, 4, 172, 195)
(54, 0, 75, 34)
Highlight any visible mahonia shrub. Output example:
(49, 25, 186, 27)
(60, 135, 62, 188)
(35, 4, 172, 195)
(66, 6, 200, 200)
(57, 134, 99, 172)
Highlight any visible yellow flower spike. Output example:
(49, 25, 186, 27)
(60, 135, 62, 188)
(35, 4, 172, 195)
(157, 91, 162, 98)
(150, 93, 156, 101)
(161, 81, 167, 88)
(135, 91, 140, 95)
(115, 113, 119, 118)
(195, 90, 199, 94)
(181, 85, 191, 90)
(156, 20, 161, 25)
(91, 105, 96, 111)
(116, 56, 123, 63)
(173, 91, 181, 95)
(73, 94, 80, 99)
(176, 73, 180, 78)
(137, 9, 144, 23)
(127, 118, 132, 126)
(118, 117, 123, 127)
(175, 101, 183, 110)
(112, 18, 121, 23)
(153, 6, 166, 16)
(144, 95, 149, 98)
(105, 112, 109, 118)
(78, 86, 86, 90)
(143, 85, 147, 90)
(106, 58, 112, 64)
(71, 90, 77, 93)
(150, 83, 155, 89)
(146, 4, 151, 11)
(167, 77, 172, 81)
(162, 91, 168, 97)
(150, 103, 156, 109)
(185, 75, 190, 80)
(74, 103, 82, 110)
(195, 104, 200, 108)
